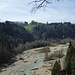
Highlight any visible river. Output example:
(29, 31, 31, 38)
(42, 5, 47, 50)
(9, 53, 44, 75)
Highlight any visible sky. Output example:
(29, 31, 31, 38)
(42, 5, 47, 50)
(0, 0, 75, 23)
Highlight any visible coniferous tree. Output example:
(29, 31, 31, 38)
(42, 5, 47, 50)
(64, 42, 75, 75)
(52, 61, 61, 75)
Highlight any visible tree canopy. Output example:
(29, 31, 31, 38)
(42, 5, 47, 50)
(52, 61, 61, 75)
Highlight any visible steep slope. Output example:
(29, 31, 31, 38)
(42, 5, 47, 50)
(32, 22, 75, 40)
(0, 21, 33, 65)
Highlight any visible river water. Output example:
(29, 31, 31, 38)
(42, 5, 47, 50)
(9, 53, 44, 75)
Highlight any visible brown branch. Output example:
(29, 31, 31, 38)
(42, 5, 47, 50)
(29, 0, 61, 12)
(28, 0, 43, 5)
(29, 0, 50, 12)
(36, 0, 46, 9)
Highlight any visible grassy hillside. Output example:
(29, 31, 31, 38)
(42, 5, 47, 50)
(24, 21, 44, 31)
(24, 24, 36, 31)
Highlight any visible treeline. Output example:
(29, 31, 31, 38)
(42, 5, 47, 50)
(32, 22, 75, 40)
(7, 21, 75, 41)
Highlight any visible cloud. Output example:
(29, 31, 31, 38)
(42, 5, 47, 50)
(0, 0, 75, 23)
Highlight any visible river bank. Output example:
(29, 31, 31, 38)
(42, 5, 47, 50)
(0, 43, 69, 75)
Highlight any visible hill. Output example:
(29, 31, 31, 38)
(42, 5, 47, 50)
(0, 21, 33, 65)
(24, 20, 44, 31)
(24, 24, 36, 31)
(0, 21, 75, 65)
(32, 22, 75, 40)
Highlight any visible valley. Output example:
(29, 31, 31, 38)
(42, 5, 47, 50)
(0, 43, 69, 75)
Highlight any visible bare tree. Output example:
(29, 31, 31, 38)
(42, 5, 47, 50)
(29, 0, 61, 12)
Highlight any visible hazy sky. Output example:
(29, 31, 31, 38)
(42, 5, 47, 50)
(0, 0, 75, 23)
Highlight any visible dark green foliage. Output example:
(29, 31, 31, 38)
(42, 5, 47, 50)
(71, 70, 75, 75)
(30, 20, 37, 25)
(64, 42, 75, 75)
(32, 22, 75, 40)
(52, 61, 61, 75)
(14, 21, 28, 27)
(0, 21, 33, 65)
(30, 20, 43, 25)
(24, 21, 75, 41)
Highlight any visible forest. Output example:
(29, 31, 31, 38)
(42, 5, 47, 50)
(0, 20, 75, 67)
